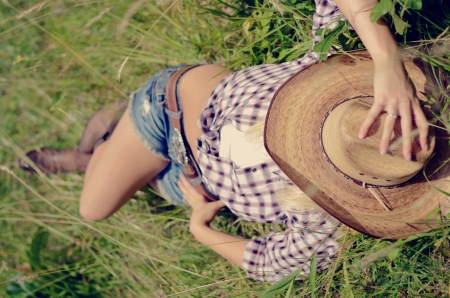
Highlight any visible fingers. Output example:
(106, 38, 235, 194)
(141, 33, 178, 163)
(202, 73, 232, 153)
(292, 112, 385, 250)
(412, 100, 429, 151)
(178, 175, 204, 206)
(375, 98, 428, 160)
(210, 199, 226, 211)
(359, 103, 384, 139)
(368, 60, 430, 159)
(179, 175, 197, 195)
(398, 99, 412, 161)
(179, 175, 225, 218)
(380, 109, 397, 155)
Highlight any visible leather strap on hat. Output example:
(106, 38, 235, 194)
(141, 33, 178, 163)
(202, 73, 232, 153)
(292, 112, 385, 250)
(166, 65, 219, 202)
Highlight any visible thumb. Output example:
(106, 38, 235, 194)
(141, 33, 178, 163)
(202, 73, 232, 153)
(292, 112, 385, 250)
(209, 199, 226, 212)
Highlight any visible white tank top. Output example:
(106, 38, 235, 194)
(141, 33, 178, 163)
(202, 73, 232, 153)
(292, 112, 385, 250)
(218, 120, 269, 167)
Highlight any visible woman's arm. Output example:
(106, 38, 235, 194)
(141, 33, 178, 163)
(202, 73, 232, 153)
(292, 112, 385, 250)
(179, 176, 340, 282)
(190, 225, 249, 267)
(334, 0, 397, 62)
(334, 0, 429, 160)
(178, 175, 248, 267)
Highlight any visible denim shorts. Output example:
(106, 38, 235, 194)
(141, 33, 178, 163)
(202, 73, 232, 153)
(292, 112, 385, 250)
(128, 65, 191, 207)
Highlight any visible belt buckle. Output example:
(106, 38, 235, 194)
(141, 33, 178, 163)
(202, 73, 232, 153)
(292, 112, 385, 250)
(171, 128, 189, 165)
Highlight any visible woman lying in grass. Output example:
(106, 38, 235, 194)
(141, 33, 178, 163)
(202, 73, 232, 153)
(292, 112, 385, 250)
(19, 0, 432, 283)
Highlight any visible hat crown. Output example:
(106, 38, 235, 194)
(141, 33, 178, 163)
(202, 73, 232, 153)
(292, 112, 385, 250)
(264, 51, 450, 238)
(321, 97, 435, 187)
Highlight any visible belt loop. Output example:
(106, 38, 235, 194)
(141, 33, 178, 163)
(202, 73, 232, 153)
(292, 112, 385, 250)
(155, 72, 171, 106)
(188, 176, 203, 186)
(165, 109, 183, 120)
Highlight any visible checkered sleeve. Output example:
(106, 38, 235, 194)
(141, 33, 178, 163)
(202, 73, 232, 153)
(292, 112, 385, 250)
(313, 0, 342, 30)
(311, 0, 346, 49)
(241, 212, 341, 283)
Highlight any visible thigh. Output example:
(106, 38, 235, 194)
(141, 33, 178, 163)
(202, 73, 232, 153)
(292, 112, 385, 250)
(80, 109, 169, 221)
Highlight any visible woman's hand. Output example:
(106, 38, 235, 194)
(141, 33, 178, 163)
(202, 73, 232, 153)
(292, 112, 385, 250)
(332, 0, 430, 160)
(178, 175, 248, 267)
(358, 53, 429, 160)
(178, 175, 225, 230)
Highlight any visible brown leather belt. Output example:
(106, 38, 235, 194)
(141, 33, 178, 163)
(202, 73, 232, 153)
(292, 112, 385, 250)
(165, 65, 219, 202)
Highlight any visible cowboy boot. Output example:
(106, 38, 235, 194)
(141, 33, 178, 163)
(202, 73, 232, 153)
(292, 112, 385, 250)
(19, 101, 127, 174)
(18, 148, 91, 173)
(78, 101, 127, 153)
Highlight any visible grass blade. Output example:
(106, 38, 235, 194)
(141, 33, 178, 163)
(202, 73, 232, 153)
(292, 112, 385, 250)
(310, 256, 316, 298)
(259, 267, 304, 298)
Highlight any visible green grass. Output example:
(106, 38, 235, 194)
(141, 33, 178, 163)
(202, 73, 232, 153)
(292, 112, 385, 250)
(0, 0, 449, 297)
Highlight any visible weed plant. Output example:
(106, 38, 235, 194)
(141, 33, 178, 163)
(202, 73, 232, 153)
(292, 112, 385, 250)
(0, 0, 449, 297)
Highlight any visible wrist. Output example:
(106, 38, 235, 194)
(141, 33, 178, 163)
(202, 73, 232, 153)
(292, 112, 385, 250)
(370, 44, 401, 66)
(373, 53, 406, 75)
(190, 222, 211, 240)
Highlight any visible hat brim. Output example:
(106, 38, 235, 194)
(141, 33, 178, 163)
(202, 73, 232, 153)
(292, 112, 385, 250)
(264, 51, 450, 239)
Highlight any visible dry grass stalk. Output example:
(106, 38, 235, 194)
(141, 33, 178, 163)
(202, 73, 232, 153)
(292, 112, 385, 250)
(84, 8, 111, 28)
(116, 0, 146, 37)
(14, 0, 47, 19)
(367, 187, 390, 211)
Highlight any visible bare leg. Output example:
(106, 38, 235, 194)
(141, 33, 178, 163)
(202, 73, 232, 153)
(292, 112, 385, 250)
(79, 108, 169, 221)
(80, 65, 232, 221)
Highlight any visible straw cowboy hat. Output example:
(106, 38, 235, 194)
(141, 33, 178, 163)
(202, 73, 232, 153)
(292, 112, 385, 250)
(265, 50, 450, 239)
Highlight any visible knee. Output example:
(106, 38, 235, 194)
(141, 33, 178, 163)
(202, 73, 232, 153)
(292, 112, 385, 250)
(79, 194, 111, 221)
(79, 204, 109, 221)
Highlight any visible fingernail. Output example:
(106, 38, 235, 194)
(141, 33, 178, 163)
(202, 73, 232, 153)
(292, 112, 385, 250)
(406, 153, 411, 161)
(358, 132, 364, 139)
(380, 147, 387, 155)
(424, 144, 428, 151)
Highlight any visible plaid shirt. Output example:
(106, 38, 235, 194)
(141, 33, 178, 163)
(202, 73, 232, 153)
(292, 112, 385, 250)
(197, 0, 344, 283)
